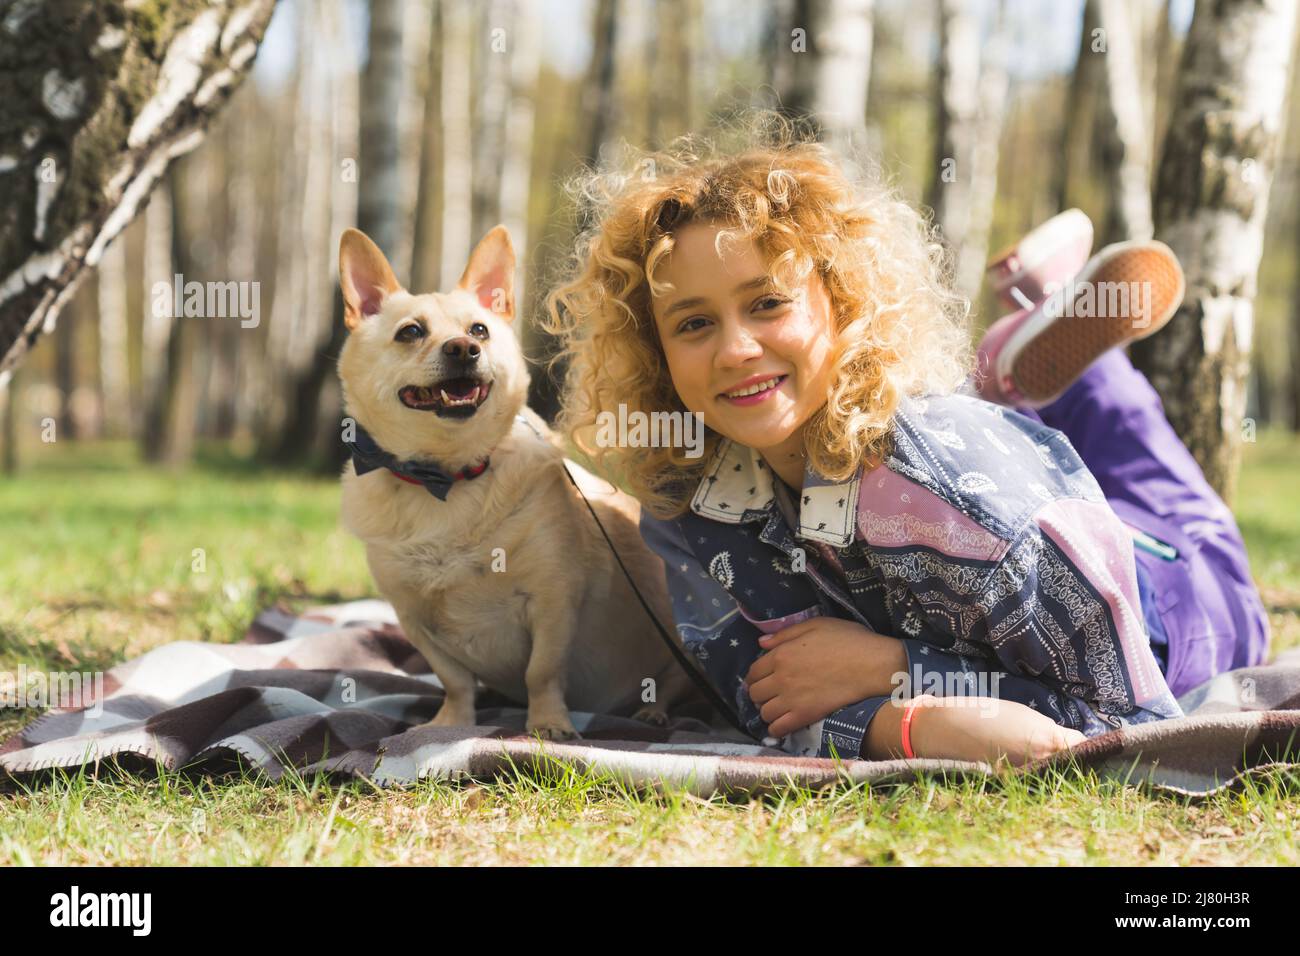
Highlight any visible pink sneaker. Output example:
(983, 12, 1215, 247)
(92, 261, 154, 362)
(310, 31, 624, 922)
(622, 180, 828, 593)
(986, 208, 1094, 312)
(976, 239, 1186, 409)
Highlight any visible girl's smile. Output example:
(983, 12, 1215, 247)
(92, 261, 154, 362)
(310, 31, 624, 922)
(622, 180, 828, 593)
(719, 373, 788, 404)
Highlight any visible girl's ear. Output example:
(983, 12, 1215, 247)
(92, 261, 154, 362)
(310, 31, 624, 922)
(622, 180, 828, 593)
(457, 225, 516, 322)
(340, 229, 403, 330)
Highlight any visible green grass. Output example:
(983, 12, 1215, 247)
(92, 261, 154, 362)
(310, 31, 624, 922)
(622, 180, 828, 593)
(1, 431, 1299, 866)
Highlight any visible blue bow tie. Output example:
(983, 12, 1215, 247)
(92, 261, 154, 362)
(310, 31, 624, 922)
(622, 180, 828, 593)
(345, 423, 489, 501)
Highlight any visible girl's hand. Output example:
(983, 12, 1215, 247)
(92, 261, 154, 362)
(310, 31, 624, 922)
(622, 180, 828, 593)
(743, 618, 907, 739)
(908, 695, 1087, 768)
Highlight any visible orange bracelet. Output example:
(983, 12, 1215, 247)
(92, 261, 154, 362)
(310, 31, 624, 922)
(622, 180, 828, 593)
(901, 698, 923, 758)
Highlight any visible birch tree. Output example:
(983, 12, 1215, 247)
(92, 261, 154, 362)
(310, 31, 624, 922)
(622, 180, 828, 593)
(439, 0, 474, 290)
(260, 0, 354, 460)
(263, 0, 359, 463)
(411, 0, 444, 295)
(1130, 0, 1299, 503)
(779, 0, 874, 157)
(471, 0, 513, 244)
(954, 2, 1008, 301)
(499, 0, 541, 314)
(0, 0, 278, 384)
(96, 235, 131, 436)
(928, 0, 1007, 301)
(1095, 0, 1154, 243)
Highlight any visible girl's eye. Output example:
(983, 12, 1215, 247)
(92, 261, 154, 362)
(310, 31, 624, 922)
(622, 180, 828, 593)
(754, 295, 790, 312)
(468, 322, 490, 339)
(677, 316, 710, 334)
(395, 323, 426, 343)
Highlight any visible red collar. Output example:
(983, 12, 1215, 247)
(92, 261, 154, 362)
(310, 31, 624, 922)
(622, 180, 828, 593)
(388, 458, 489, 486)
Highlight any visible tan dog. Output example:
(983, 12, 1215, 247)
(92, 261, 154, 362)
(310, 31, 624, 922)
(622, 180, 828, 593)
(336, 226, 707, 739)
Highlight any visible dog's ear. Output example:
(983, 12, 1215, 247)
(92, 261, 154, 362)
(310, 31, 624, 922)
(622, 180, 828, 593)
(340, 228, 403, 330)
(456, 225, 515, 322)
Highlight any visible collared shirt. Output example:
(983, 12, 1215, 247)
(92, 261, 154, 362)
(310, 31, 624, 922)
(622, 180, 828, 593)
(639, 391, 1184, 761)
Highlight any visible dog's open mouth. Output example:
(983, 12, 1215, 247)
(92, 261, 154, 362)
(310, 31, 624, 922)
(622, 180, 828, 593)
(398, 377, 492, 418)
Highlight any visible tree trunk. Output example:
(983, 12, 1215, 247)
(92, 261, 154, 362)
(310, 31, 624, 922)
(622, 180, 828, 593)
(580, 0, 619, 173)
(265, 0, 358, 466)
(439, 0, 474, 289)
(0, 0, 278, 385)
(927, 0, 979, 281)
(470, 0, 513, 244)
(54, 278, 79, 441)
(953, 0, 1009, 301)
(142, 166, 196, 463)
(1095, 0, 1154, 244)
(1, 369, 18, 474)
(96, 234, 131, 436)
(1053, 0, 1102, 212)
(529, 0, 620, 422)
(411, 0, 445, 295)
(140, 178, 174, 458)
(1130, 0, 1299, 504)
(647, 0, 695, 146)
(780, 0, 874, 157)
(499, 0, 541, 314)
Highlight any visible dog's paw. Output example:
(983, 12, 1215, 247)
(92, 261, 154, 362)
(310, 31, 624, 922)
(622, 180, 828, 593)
(631, 706, 671, 728)
(429, 701, 477, 727)
(526, 720, 581, 742)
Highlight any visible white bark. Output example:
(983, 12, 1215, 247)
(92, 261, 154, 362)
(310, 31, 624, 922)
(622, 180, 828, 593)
(1096, 0, 1154, 242)
(471, 0, 514, 244)
(358, 0, 406, 265)
(96, 235, 131, 436)
(1133, 0, 1299, 500)
(803, 0, 874, 157)
(0, 0, 278, 383)
(929, 0, 980, 270)
(439, 0, 475, 286)
(955, 6, 1009, 300)
(499, 0, 541, 311)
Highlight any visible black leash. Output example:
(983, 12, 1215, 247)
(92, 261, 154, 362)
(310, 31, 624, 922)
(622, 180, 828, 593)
(557, 459, 750, 737)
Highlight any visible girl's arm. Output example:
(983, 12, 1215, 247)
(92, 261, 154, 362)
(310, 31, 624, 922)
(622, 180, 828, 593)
(639, 512, 898, 759)
(862, 694, 1085, 766)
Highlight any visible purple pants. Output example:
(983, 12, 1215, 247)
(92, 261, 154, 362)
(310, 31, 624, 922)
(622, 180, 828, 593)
(1011, 347, 1271, 698)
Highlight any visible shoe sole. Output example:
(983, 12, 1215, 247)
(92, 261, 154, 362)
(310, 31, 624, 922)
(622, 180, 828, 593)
(1007, 241, 1185, 406)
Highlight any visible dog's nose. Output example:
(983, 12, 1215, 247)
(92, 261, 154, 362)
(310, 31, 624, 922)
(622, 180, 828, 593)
(442, 336, 480, 363)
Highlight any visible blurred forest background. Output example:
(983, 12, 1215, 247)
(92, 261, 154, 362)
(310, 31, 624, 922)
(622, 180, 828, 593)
(3, 0, 1299, 503)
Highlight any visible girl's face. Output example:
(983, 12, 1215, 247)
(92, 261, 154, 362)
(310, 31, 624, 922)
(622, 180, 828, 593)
(649, 221, 837, 464)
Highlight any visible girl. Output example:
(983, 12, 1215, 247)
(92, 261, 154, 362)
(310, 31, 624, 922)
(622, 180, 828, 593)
(542, 120, 1271, 768)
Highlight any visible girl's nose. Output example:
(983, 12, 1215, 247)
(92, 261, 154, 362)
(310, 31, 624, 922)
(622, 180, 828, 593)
(715, 318, 763, 366)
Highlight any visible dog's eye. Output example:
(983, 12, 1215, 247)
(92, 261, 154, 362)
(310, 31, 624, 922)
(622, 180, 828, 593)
(395, 323, 425, 343)
(468, 322, 489, 340)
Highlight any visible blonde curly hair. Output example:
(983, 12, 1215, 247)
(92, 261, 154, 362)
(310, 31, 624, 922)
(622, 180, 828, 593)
(541, 112, 975, 519)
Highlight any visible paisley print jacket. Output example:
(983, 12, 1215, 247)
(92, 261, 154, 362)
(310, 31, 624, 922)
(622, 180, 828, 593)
(640, 391, 1183, 760)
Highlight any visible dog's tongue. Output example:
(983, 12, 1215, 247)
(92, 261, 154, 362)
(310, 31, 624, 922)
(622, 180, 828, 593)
(442, 379, 477, 400)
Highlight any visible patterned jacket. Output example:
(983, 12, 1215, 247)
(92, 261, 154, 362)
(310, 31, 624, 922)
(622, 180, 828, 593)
(639, 391, 1184, 760)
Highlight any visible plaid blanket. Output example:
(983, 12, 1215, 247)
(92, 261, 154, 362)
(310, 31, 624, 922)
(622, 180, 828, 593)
(3, 600, 1299, 797)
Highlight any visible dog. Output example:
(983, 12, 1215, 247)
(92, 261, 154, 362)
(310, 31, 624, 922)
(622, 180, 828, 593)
(335, 225, 709, 740)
